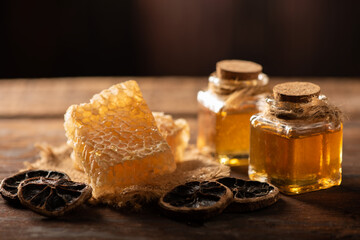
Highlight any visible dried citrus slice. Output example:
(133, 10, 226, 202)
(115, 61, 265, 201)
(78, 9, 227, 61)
(159, 181, 232, 221)
(153, 112, 190, 162)
(64, 81, 176, 197)
(18, 177, 92, 217)
(0, 170, 70, 204)
(216, 177, 279, 212)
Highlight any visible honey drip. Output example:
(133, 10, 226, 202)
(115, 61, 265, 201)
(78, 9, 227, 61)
(249, 125, 343, 194)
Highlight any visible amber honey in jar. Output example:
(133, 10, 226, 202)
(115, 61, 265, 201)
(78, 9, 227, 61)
(197, 60, 269, 166)
(249, 82, 343, 194)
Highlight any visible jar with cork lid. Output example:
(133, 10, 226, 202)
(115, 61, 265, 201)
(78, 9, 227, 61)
(249, 82, 343, 194)
(197, 59, 269, 166)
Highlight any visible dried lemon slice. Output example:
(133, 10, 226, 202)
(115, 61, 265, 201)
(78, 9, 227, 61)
(18, 177, 92, 217)
(153, 112, 190, 162)
(64, 81, 176, 197)
(0, 170, 70, 204)
(159, 181, 232, 221)
(216, 177, 279, 212)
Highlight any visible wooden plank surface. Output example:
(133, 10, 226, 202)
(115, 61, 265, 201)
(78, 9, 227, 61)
(1, 77, 360, 119)
(0, 77, 360, 240)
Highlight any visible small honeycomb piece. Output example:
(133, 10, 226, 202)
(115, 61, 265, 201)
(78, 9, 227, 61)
(64, 80, 176, 197)
(153, 112, 190, 163)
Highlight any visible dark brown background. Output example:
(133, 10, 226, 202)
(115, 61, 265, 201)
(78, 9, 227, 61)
(0, 0, 359, 78)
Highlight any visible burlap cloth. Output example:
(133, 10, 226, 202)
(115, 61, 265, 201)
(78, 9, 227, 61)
(266, 95, 344, 126)
(24, 144, 230, 210)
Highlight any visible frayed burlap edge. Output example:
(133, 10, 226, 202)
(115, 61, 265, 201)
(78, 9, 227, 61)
(24, 143, 230, 211)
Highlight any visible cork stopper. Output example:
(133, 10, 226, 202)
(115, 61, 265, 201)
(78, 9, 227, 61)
(216, 60, 262, 80)
(273, 82, 321, 103)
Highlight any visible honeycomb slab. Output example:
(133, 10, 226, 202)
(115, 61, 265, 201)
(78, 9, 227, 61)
(64, 81, 176, 197)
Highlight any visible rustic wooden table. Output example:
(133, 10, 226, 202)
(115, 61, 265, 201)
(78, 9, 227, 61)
(0, 77, 359, 239)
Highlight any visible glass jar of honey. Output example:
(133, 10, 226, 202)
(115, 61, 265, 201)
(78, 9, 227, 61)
(249, 82, 343, 194)
(197, 60, 269, 166)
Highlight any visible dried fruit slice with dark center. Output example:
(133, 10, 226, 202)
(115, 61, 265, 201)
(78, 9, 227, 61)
(159, 181, 233, 221)
(18, 177, 92, 217)
(0, 170, 70, 204)
(216, 177, 279, 212)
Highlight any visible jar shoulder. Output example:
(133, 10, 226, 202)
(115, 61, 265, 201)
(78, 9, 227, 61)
(250, 113, 342, 137)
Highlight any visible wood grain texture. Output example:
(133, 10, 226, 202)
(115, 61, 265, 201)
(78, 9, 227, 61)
(0, 77, 359, 119)
(0, 77, 359, 239)
(0, 77, 204, 118)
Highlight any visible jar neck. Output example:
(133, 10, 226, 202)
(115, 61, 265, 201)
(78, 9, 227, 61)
(208, 73, 269, 96)
(266, 95, 324, 119)
(266, 95, 342, 126)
